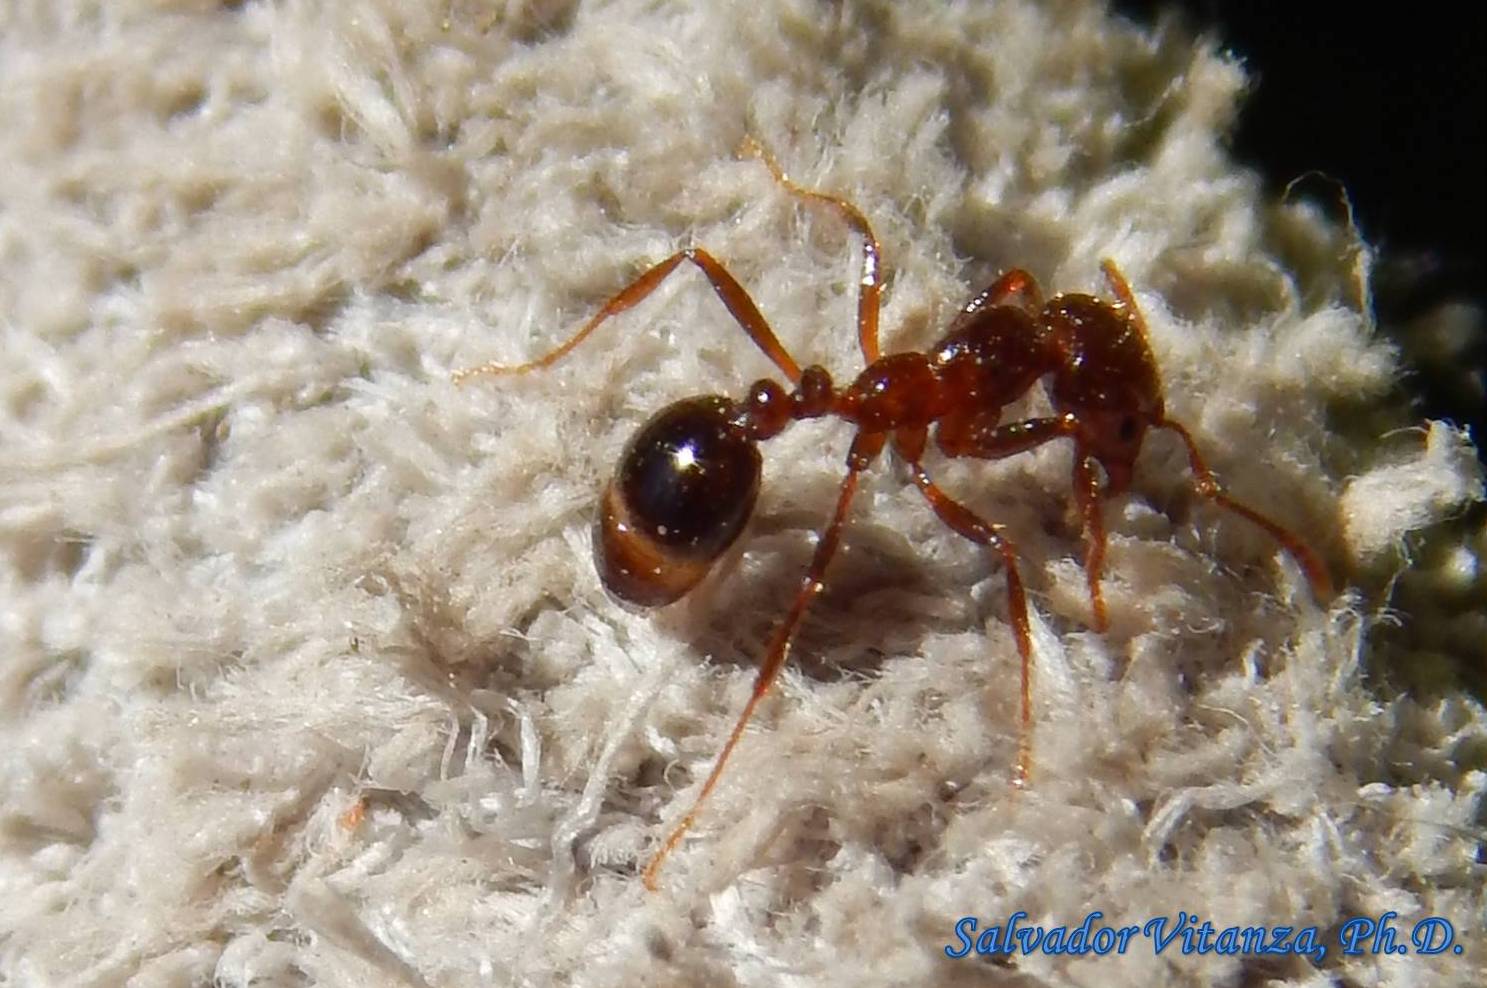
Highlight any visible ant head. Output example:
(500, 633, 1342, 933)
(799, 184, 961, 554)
(595, 396, 761, 606)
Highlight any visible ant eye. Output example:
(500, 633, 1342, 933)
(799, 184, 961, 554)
(1118, 416, 1138, 442)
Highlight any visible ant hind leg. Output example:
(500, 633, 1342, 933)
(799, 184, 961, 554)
(453, 248, 804, 385)
(739, 136, 886, 365)
(640, 431, 887, 890)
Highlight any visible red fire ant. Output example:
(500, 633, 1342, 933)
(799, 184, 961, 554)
(454, 140, 1334, 890)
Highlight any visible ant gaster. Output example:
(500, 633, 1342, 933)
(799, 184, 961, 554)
(454, 139, 1334, 890)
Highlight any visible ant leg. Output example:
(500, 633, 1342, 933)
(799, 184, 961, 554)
(935, 413, 1073, 462)
(739, 136, 885, 364)
(886, 428, 1040, 785)
(898, 444, 1037, 786)
(1104, 261, 1332, 602)
(641, 430, 887, 890)
(1073, 453, 1111, 632)
(953, 268, 1046, 329)
(934, 416, 1120, 632)
(1159, 419, 1334, 601)
(963, 267, 1046, 313)
(453, 248, 803, 385)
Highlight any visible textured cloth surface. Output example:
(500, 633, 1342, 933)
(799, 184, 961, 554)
(1, 2, 1483, 987)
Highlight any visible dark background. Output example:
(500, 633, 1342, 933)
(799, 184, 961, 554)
(1114, 2, 1486, 446)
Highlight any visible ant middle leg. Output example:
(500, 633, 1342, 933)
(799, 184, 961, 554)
(933, 415, 1122, 632)
(739, 136, 885, 364)
(949, 268, 1046, 334)
(641, 430, 887, 890)
(453, 248, 803, 385)
(896, 429, 1037, 785)
(935, 412, 1073, 461)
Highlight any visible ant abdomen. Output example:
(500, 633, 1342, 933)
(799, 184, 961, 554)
(595, 396, 762, 607)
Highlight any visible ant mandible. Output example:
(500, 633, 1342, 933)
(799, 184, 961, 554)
(454, 138, 1334, 890)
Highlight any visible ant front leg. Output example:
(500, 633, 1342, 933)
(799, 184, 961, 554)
(452, 248, 803, 385)
(1072, 453, 1111, 632)
(641, 430, 887, 890)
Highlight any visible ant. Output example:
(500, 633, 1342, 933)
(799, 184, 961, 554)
(454, 139, 1334, 890)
